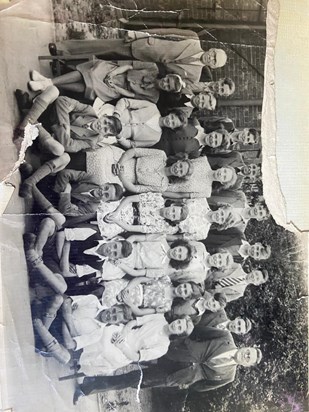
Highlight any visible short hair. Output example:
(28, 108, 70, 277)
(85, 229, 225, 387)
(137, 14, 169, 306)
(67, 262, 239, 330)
(244, 317, 252, 333)
(248, 128, 260, 145)
(254, 202, 270, 221)
(114, 183, 124, 200)
(221, 77, 236, 95)
(216, 250, 234, 269)
(105, 115, 122, 135)
(171, 315, 194, 337)
(261, 269, 269, 283)
(211, 204, 234, 231)
(213, 292, 227, 309)
(188, 282, 204, 299)
(169, 239, 193, 269)
(215, 49, 227, 68)
(163, 202, 189, 225)
(255, 242, 272, 260)
(255, 348, 263, 364)
(105, 183, 124, 201)
(117, 304, 134, 323)
(167, 155, 194, 183)
(165, 74, 185, 93)
(107, 304, 133, 324)
(219, 166, 238, 190)
(120, 240, 133, 258)
(168, 108, 189, 129)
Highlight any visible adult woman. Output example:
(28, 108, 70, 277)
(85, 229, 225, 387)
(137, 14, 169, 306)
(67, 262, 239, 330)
(101, 235, 194, 280)
(115, 148, 237, 198)
(155, 118, 231, 158)
(28, 66, 184, 104)
(170, 291, 227, 321)
(101, 276, 202, 317)
(96, 193, 189, 239)
(77, 314, 194, 376)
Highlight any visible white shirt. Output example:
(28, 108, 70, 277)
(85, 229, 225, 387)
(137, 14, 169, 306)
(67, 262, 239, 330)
(238, 240, 250, 259)
(70, 295, 106, 351)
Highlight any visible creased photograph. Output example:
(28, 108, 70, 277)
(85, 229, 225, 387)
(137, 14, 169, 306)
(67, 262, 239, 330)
(0, 1, 307, 411)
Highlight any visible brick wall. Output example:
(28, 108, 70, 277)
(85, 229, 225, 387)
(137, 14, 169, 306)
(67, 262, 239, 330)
(111, 0, 267, 129)
(113, 0, 267, 24)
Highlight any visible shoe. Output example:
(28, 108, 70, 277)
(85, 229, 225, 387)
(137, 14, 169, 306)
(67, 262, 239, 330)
(19, 162, 34, 181)
(35, 347, 53, 357)
(19, 181, 33, 198)
(15, 89, 32, 112)
(23, 232, 36, 250)
(73, 387, 85, 405)
(28, 79, 53, 92)
(48, 43, 58, 56)
(13, 127, 25, 142)
(30, 70, 48, 82)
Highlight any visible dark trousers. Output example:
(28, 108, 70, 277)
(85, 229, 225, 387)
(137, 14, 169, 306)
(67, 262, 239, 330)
(80, 359, 189, 395)
(80, 367, 170, 395)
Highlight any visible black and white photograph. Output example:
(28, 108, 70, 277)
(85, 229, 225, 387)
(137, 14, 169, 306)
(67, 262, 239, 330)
(0, 1, 307, 411)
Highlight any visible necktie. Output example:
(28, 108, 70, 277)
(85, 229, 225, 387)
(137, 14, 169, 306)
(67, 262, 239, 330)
(216, 276, 243, 288)
(174, 57, 201, 65)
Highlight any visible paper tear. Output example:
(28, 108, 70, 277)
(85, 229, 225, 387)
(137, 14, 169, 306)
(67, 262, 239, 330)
(135, 362, 143, 404)
(2, 123, 39, 185)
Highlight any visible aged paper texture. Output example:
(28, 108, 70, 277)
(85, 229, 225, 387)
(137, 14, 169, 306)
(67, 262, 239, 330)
(0, 1, 307, 412)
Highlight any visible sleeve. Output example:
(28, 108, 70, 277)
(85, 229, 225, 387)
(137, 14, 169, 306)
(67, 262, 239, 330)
(70, 294, 99, 308)
(135, 147, 165, 158)
(138, 28, 199, 40)
(54, 169, 95, 193)
(101, 260, 126, 280)
(73, 327, 103, 351)
(190, 378, 233, 392)
(114, 98, 129, 115)
(135, 313, 164, 326)
(51, 124, 94, 152)
(54, 96, 96, 127)
(139, 338, 170, 362)
(76, 264, 99, 277)
(125, 98, 155, 110)
(58, 193, 80, 216)
(101, 279, 129, 309)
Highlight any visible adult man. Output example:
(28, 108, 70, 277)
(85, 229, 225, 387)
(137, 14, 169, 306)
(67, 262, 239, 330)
(206, 266, 269, 302)
(16, 86, 122, 153)
(191, 308, 252, 340)
(53, 29, 227, 82)
(54, 169, 124, 216)
(73, 331, 262, 402)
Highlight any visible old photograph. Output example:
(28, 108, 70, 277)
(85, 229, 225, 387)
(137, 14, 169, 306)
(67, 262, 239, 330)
(0, 0, 307, 411)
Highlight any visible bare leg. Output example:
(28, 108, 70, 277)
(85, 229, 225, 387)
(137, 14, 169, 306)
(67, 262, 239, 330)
(52, 71, 83, 86)
(34, 217, 56, 256)
(57, 82, 85, 94)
